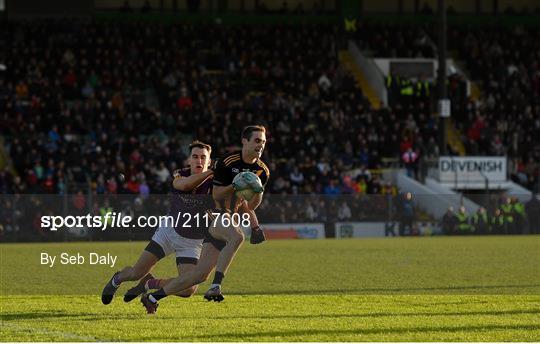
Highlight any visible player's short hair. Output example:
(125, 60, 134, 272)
(189, 140, 212, 155)
(242, 125, 266, 141)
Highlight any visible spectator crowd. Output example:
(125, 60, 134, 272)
(0, 19, 539, 240)
(1, 20, 429, 198)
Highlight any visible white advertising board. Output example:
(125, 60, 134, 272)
(438, 156, 507, 184)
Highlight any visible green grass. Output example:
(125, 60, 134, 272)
(1, 236, 540, 341)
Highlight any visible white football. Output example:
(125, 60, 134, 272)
(232, 171, 258, 190)
(235, 188, 256, 201)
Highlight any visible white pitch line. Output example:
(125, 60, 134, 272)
(1, 321, 109, 342)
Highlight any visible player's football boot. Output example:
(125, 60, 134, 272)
(203, 285, 224, 302)
(124, 273, 155, 303)
(101, 271, 120, 305)
(141, 294, 159, 314)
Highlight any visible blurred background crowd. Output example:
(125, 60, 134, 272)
(0, 5, 539, 240)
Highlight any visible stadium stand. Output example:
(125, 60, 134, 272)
(448, 25, 540, 191)
(0, 19, 538, 239)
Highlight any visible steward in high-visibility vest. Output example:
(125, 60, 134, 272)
(491, 208, 506, 234)
(456, 206, 471, 234)
(414, 79, 429, 98)
(386, 74, 401, 105)
(513, 197, 526, 234)
(472, 207, 490, 235)
(501, 198, 515, 234)
(400, 79, 414, 96)
(424, 80, 430, 97)
(100, 206, 114, 226)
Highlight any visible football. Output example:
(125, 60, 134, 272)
(233, 171, 262, 190)
(232, 171, 251, 190)
(235, 188, 257, 201)
(233, 171, 262, 201)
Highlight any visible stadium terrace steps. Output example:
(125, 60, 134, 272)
(469, 81, 482, 102)
(424, 177, 481, 213)
(338, 50, 382, 110)
(446, 120, 466, 156)
(395, 170, 481, 219)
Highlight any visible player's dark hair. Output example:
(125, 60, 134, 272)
(242, 125, 266, 141)
(189, 140, 212, 155)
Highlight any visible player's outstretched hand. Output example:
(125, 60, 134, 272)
(250, 226, 266, 244)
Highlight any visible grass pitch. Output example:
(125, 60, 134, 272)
(1, 236, 539, 341)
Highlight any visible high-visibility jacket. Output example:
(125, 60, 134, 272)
(472, 212, 489, 233)
(400, 80, 414, 96)
(456, 212, 470, 232)
(100, 207, 113, 225)
(491, 214, 505, 234)
(501, 203, 514, 223)
(514, 202, 526, 218)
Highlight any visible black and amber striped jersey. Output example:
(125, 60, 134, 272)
(212, 151, 270, 211)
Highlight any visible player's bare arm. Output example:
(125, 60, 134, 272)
(212, 184, 235, 201)
(246, 192, 263, 211)
(238, 200, 265, 244)
(238, 200, 259, 227)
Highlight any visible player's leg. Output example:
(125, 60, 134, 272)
(172, 246, 220, 297)
(202, 213, 244, 300)
(127, 259, 198, 301)
(102, 245, 162, 305)
(152, 220, 237, 296)
(127, 231, 205, 301)
(172, 261, 200, 297)
(148, 244, 220, 294)
(118, 244, 162, 283)
(141, 242, 221, 313)
(102, 227, 171, 305)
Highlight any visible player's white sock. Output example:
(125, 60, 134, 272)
(210, 284, 220, 289)
(148, 294, 158, 303)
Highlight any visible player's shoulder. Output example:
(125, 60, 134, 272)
(256, 159, 270, 176)
(221, 151, 242, 166)
(173, 167, 191, 178)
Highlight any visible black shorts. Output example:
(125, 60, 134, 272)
(144, 240, 166, 260)
(144, 240, 199, 265)
(176, 257, 198, 265)
(202, 208, 229, 251)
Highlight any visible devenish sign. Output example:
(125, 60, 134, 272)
(438, 156, 507, 183)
